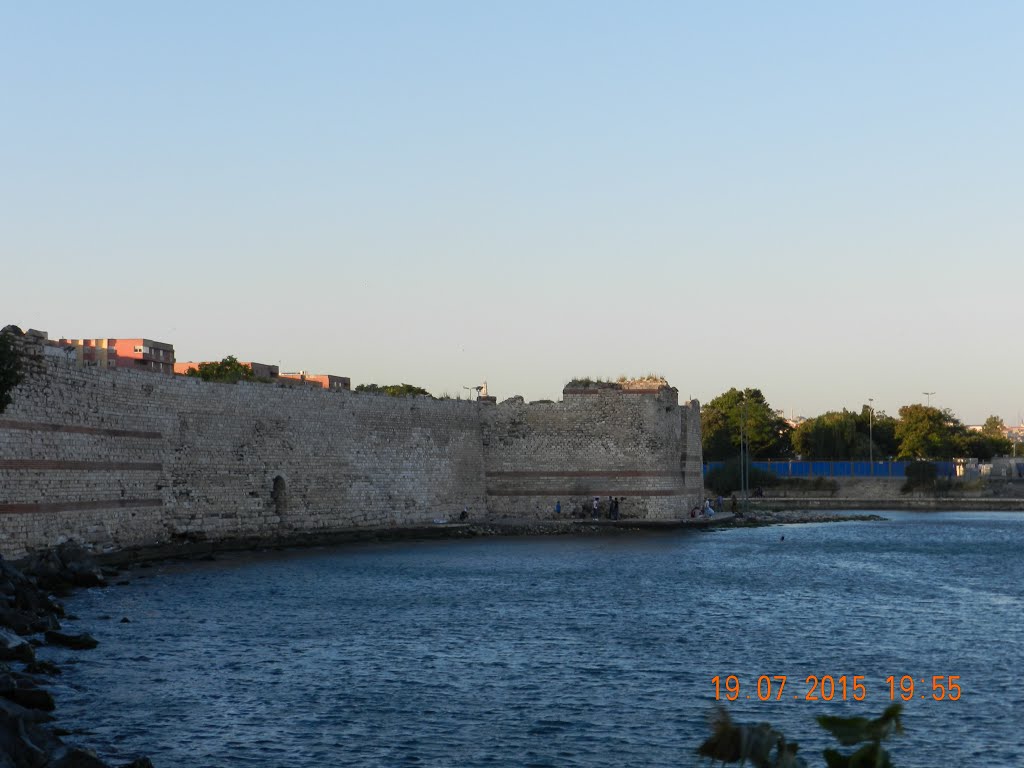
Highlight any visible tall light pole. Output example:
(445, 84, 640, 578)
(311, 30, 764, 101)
(740, 393, 749, 515)
(868, 398, 874, 475)
(923, 391, 935, 406)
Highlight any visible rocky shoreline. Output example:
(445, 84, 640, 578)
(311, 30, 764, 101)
(0, 543, 152, 768)
(728, 509, 887, 526)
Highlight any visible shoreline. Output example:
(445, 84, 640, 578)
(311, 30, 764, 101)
(72, 510, 884, 569)
(77, 516, 731, 568)
(23, 497, 1023, 573)
(747, 497, 1024, 512)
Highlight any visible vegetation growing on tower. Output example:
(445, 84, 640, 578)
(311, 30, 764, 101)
(0, 329, 24, 414)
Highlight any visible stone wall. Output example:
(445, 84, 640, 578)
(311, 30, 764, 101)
(0, 344, 486, 559)
(482, 388, 703, 520)
(0, 338, 703, 558)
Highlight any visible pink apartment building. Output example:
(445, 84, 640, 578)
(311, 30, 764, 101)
(58, 338, 175, 374)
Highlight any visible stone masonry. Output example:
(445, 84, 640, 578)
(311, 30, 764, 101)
(0, 339, 703, 559)
(482, 388, 703, 520)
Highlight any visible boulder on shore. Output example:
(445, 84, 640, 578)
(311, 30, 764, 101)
(44, 631, 99, 650)
(0, 550, 150, 768)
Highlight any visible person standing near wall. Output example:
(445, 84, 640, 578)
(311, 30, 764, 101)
(592, 496, 599, 519)
(555, 500, 561, 516)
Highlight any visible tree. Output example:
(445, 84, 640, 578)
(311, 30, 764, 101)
(0, 331, 23, 414)
(792, 410, 860, 460)
(964, 415, 1013, 460)
(791, 406, 898, 460)
(355, 383, 432, 398)
(864, 405, 899, 459)
(184, 356, 255, 383)
(895, 404, 964, 460)
(701, 388, 792, 461)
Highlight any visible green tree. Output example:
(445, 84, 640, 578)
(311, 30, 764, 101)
(0, 331, 24, 414)
(964, 415, 1013, 460)
(185, 356, 255, 383)
(864, 405, 899, 459)
(895, 404, 964, 459)
(355, 383, 432, 398)
(792, 410, 860, 459)
(791, 406, 899, 460)
(701, 388, 792, 461)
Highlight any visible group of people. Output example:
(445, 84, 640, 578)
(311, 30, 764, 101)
(554, 496, 623, 520)
(691, 496, 724, 518)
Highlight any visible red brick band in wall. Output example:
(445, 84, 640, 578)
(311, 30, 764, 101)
(0, 498, 164, 515)
(486, 470, 681, 478)
(0, 460, 162, 471)
(486, 489, 690, 497)
(0, 419, 162, 440)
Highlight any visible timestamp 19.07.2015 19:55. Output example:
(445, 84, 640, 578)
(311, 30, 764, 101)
(712, 675, 962, 703)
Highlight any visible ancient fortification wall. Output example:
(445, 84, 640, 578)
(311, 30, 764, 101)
(0, 349, 486, 559)
(0, 340, 703, 559)
(482, 388, 703, 519)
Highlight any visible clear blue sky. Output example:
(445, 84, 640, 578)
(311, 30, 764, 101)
(3, 2, 1022, 425)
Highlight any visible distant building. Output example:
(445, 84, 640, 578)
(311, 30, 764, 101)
(174, 361, 279, 379)
(57, 337, 175, 375)
(968, 423, 1024, 443)
(278, 371, 351, 390)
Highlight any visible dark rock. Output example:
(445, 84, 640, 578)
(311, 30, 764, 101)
(0, 608, 33, 636)
(0, 629, 34, 663)
(23, 549, 70, 593)
(30, 614, 61, 634)
(44, 631, 98, 650)
(0, 706, 59, 768)
(56, 543, 105, 589)
(0, 553, 133, 767)
(24, 661, 60, 677)
(22, 543, 105, 594)
(0, 687, 55, 712)
(119, 618, 130, 624)
(0, 694, 53, 723)
(117, 759, 154, 768)
(48, 745, 108, 768)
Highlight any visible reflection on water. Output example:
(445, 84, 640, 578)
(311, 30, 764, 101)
(47, 512, 1024, 766)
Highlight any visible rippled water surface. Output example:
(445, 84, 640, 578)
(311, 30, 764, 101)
(48, 512, 1024, 766)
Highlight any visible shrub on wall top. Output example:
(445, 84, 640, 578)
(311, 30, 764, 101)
(0, 330, 24, 414)
(355, 383, 432, 398)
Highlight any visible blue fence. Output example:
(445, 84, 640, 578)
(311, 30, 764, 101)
(702, 460, 957, 479)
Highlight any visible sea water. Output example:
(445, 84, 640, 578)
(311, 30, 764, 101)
(45, 512, 1024, 766)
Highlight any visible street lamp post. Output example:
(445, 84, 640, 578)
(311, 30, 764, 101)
(923, 391, 935, 407)
(740, 394, 749, 515)
(868, 398, 874, 475)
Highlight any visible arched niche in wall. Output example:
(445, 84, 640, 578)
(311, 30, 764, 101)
(270, 474, 288, 515)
